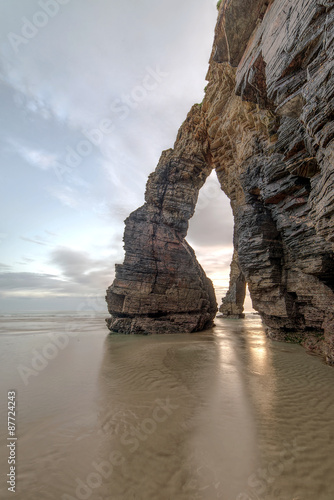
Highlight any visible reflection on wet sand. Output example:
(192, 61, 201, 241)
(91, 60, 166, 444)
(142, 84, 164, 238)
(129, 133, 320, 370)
(0, 313, 334, 500)
(94, 331, 258, 499)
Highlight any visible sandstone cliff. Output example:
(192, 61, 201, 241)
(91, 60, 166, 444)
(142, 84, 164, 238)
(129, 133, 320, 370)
(106, 0, 334, 365)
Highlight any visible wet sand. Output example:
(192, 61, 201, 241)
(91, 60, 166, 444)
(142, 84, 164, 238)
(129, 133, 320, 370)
(0, 312, 334, 499)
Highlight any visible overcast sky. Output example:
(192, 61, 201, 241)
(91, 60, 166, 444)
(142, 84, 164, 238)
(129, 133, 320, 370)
(0, 0, 238, 313)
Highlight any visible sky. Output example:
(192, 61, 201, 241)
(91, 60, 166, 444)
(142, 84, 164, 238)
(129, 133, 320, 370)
(0, 0, 242, 313)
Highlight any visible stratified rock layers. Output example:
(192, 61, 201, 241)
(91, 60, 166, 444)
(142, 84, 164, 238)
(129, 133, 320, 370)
(219, 249, 246, 318)
(107, 0, 334, 364)
(106, 107, 217, 334)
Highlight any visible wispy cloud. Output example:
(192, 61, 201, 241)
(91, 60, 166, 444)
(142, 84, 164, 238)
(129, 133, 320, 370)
(20, 236, 47, 246)
(0, 262, 12, 271)
(48, 186, 79, 209)
(0, 246, 116, 299)
(49, 247, 114, 291)
(0, 272, 62, 292)
(22, 148, 58, 170)
(0, 250, 114, 297)
(7, 138, 59, 170)
(18, 257, 35, 265)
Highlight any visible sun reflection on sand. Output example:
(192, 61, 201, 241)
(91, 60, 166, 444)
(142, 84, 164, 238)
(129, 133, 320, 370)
(243, 322, 276, 422)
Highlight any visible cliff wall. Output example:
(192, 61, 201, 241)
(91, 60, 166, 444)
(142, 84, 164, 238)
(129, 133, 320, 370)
(106, 0, 334, 364)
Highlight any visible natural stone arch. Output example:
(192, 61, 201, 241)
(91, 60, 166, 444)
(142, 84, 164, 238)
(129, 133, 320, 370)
(106, 0, 334, 366)
(106, 105, 218, 334)
(185, 168, 247, 319)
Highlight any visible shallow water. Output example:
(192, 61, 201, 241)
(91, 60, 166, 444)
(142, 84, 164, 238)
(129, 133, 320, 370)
(0, 312, 334, 500)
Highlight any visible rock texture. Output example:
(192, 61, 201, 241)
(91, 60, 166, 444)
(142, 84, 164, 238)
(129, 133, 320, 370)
(107, 0, 334, 364)
(219, 249, 246, 318)
(106, 106, 217, 334)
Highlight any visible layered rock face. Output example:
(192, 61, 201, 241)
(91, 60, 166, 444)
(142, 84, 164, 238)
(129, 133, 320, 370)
(219, 250, 246, 318)
(107, 0, 334, 364)
(215, 0, 334, 363)
(106, 106, 217, 334)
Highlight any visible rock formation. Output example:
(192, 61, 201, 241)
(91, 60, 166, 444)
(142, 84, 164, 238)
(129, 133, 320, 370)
(106, 0, 334, 365)
(106, 105, 218, 334)
(219, 250, 246, 318)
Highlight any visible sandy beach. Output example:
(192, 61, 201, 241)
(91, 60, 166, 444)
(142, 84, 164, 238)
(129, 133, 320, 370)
(0, 313, 334, 499)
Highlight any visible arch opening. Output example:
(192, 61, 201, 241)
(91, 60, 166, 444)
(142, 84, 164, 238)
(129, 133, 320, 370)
(187, 170, 254, 317)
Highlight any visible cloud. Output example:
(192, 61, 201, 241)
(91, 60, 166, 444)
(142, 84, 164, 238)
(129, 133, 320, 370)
(0, 242, 229, 302)
(187, 171, 234, 247)
(18, 257, 35, 265)
(193, 246, 233, 272)
(0, 272, 63, 293)
(49, 246, 114, 292)
(0, 262, 12, 271)
(190, 245, 233, 303)
(50, 247, 95, 278)
(0, 1, 228, 311)
(186, 170, 235, 297)
(0, 245, 115, 299)
(22, 148, 58, 170)
(20, 236, 47, 246)
(1, 0, 217, 144)
(0, 263, 114, 299)
(6, 138, 59, 170)
(191, 244, 233, 291)
(48, 185, 79, 209)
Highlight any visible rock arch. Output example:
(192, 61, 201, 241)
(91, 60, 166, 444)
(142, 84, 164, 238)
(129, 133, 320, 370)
(106, 0, 334, 365)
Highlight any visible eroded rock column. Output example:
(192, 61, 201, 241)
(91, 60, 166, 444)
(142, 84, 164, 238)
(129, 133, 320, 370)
(106, 105, 217, 334)
(219, 250, 246, 318)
